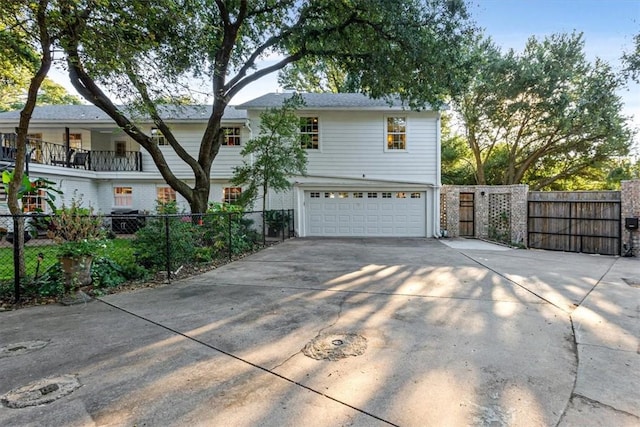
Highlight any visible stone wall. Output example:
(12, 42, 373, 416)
(621, 179, 640, 257)
(442, 180, 640, 256)
(440, 185, 528, 246)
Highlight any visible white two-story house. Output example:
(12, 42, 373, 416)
(0, 93, 442, 238)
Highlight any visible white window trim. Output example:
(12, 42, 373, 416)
(299, 115, 321, 151)
(114, 186, 133, 208)
(221, 127, 242, 147)
(384, 115, 408, 152)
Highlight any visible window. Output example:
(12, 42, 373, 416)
(0, 186, 6, 202)
(27, 133, 42, 142)
(28, 133, 44, 163)
(114, 187, 133, 207)
(338, 192, 349, 198)
(324, 192, 335, 198)
(411, 192, 421, 199)
(223, 187, 242, 204)
(367, 192, 378, 198)
(222, 127, 241, 146)
(68, 133, 82, 150)
(382, 192, 392, 198)
(115, 141, 127, 157)
(59, 133, 82, 150)
(157, 187, 176, 203)
(151, 127, 168, 145)
(396, 192, 407, 198)
(386, 117, 406, 150)
(300, 117, 319, 149)
(353, 192, 363, 198)
(310, 192, 320, 198)
(22, 190, 45, 212)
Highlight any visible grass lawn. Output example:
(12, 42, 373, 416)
(0, 238, 135, 282)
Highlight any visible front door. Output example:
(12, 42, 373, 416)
(459, 192, 475, 237)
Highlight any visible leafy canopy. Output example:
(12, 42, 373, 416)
(55, 0, 476, 213)
(453, 32, 634, 190)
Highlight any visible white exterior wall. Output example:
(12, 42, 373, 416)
(140, 123, 249, 178)
(246, 110, 438, 184)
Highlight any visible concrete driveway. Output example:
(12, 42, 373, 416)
(0, 238, 638, 426)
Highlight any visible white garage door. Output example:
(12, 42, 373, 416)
(305, 190, 426, 237)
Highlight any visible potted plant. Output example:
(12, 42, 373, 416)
(47, 196, 106, 296)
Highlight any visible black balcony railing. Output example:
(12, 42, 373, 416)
(0, 133, 142, 172)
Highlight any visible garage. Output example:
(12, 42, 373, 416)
(304, 190, 426, 237)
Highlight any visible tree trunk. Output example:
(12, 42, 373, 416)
(7, 0, 53, 279)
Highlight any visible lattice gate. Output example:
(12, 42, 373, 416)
(488, 193, 511, 243)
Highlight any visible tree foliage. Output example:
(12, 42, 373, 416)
(0, 2, 81, 112)
(453, 33, 634, 190)
(52, 0, 476, 213)
(231, 93, 307, 212)
(622, 33, 640, 83)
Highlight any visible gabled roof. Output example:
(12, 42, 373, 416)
(0, 105, 246, 123)
(236, 92, 430, 111)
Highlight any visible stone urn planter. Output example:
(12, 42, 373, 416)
(48, 195, 105, 300)
(59, 255, 93, 294)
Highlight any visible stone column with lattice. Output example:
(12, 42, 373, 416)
(621, 179, 640, 257)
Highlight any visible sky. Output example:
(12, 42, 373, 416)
(50, 0, 640, 146)
(470, 0, 640, 137)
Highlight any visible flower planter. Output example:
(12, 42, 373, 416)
(59, 255, 93, 293)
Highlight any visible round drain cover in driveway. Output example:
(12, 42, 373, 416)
(1, 375, 80, 408)
(303, 333, 367, 361)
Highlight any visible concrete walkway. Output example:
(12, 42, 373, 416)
(0, 238, 638, 426)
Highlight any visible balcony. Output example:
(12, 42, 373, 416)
(0, 133, 142, 172)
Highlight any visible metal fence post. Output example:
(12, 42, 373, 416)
(12, 215, 20, 303)
(165, 215, 171, 283)
(262, 211, 266, 246)
(228, 212, 232, 262)
(281, 209, 285, 242)
(290, 209, 294, 238)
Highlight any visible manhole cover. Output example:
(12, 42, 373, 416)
(622, 278, 640, 288)
(1, 375, 80, 408)
(303, 333, 367, 361)
(0, 340, 49, 358)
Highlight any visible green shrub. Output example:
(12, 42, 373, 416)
(35, 263, 64, 297)
(132, 200, 201, 270)
(91, 257, 128, 288)
(202, 202, 259, 257)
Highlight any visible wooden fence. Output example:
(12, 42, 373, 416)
(528, 191, 621, 256)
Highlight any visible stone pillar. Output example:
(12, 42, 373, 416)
(621, 179, 640, 257)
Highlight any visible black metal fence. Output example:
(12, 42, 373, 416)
(0, 209, 294, 304)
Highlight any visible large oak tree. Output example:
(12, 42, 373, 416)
(454, 33, 633, 190)
(55, 0, 476, 213)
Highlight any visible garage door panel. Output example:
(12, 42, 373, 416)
(305, 190, 426, 237)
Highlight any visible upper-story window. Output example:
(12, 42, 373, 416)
(222, 127, 241, 146)
(68, 133, 82, 150)
(151, 127, 168, 146)
(300, 117, 319, 149)
(115, 141, 127, 157)
(386, 117, 406, 150)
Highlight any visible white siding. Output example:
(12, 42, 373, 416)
(247, 110, 439, 185)
(140, 123, 249, 177)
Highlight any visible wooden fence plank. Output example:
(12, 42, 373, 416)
(527, 191, 621, 256)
